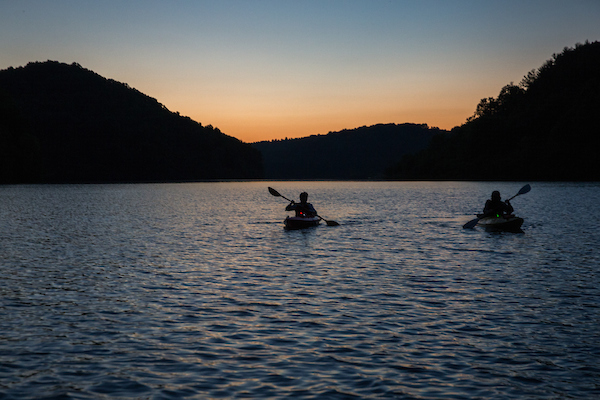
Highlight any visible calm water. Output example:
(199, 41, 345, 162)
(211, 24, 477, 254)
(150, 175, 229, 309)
(1, 181, 599, 399)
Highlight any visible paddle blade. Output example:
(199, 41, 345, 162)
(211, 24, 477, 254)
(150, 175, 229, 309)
(325, 220, 340, 226)
(507, 184, 532, 201)
(268, 187, 281, 197)
(463, 218, 479, 229)
(518, 184, 531, 195)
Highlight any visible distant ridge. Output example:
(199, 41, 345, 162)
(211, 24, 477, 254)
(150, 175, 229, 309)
(386, 41, 600, 181)
(253, 123, 444, 180)
(0, 61, 263, 183)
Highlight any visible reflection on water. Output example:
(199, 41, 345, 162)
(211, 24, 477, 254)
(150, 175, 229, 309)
(1, 182, 599, 399)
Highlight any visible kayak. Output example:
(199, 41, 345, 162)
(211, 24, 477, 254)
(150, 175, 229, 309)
(284, 216, 320, 230)
(476, 214, 524, 232)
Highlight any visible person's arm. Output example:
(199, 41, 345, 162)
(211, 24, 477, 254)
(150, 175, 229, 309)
(483, 200, 492, 214)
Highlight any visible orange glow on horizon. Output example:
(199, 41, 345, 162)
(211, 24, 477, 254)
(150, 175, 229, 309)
(159, 82, 481, 143)
(170, 100, 475, 143)
(211, 113, 469, 143)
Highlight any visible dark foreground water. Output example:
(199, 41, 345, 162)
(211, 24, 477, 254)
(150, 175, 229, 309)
(1, 181, 599, 399)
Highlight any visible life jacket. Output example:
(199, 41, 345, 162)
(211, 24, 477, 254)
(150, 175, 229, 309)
(294, 202, 315, 217)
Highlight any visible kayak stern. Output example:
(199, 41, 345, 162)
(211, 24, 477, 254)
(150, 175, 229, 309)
(284, 216, 320, 230)
(476, 214, 524, 232)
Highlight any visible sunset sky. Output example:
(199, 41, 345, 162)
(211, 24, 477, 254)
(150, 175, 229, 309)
(1, 1, 599, 143)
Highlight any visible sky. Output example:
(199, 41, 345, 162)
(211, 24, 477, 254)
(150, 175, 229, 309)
(1, 1, 599, 143)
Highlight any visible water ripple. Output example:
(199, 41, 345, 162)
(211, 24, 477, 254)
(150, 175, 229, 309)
(1, 182, 599, 399)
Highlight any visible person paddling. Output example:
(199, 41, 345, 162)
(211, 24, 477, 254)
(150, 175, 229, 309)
(286, 192, 317, 218)
(269, 187, 339, 226)
(483, 190, 514, 217)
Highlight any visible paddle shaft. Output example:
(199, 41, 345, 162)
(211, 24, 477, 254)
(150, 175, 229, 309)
(506, 192, 522, 202)
(276, 192, 294, 203)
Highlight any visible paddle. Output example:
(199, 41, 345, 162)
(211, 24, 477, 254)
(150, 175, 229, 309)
(268, 187, 340, 226)
(463, 184, 531, 229)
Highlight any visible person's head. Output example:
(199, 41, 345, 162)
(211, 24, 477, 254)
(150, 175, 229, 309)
(299, 192, 308, 203)
(491, 191, 501, 201)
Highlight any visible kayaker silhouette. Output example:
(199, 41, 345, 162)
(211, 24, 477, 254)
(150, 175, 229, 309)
(285, 192, 317, 217)
(483, 190, 514, 217)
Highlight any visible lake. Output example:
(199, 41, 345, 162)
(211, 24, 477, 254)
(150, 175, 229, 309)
(1, 181, 599, 399)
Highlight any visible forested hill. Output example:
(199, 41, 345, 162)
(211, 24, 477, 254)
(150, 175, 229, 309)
(0, 61, 262, 183)
(252, 123, 444, 180)
(386, 41, 600, 181)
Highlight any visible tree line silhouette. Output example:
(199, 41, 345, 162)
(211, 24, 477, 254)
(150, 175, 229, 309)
(0, 61, 262, 183)
(386, 41, 600, 181)
(3, 41, 597, 184)
(253, 123, 443, 180)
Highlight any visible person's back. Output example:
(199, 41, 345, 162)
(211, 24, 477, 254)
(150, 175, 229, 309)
(286, 192, 317, 217)
(483, 190, 514, 216)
